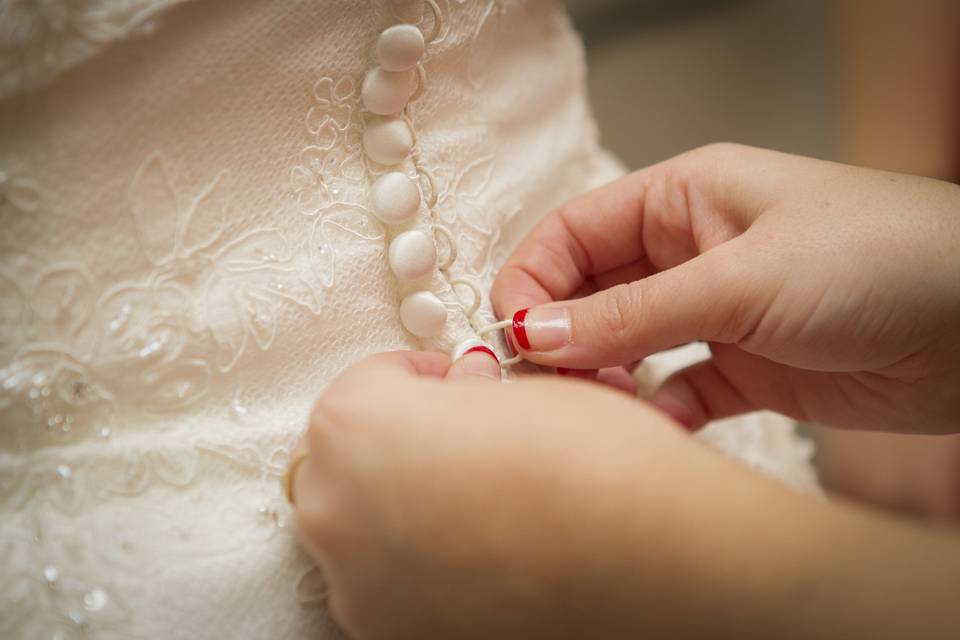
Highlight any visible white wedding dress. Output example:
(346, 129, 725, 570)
(0, 1, 817, 637)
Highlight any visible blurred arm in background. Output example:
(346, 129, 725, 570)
(839, 0, 960, 181)
(817, 0, 960, 520)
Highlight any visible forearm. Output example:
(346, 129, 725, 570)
(785, 497, 960, 639)
(569, 439, 960, 638)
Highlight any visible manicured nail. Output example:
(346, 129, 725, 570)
(451, 348, 501, 380)
(512, 307, 570, 352)
(465, 345, 498, 361)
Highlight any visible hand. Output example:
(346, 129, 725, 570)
(291, 350, 696, 638)
(492, 144, 960, 433)
(292, 351, 960, 639)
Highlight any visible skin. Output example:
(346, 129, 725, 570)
(293, 145, 960, 638)
(494, 144, 960, 433)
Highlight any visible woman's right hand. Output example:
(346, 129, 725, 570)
(491, 144, 960, 433)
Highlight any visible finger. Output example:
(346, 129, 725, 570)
(595, 367, 639, 395)
(555, 367, 598, 380)
(291, 440, 334, 567)
(649, 343, 854, 430)
(650, 358, 757, 431)
(492, 175, 651, 313)
(446, 348, 501, 381)
(507, 237, 770, 369)
(551, 367, 637, 395)
(311, 351, 451, 441)
(589, 258, 655, 294)
(570, 258, 655, 300)
(289, 435, 312, 505)
(335, 350, 452, 387)
(491, 143, 779, 320)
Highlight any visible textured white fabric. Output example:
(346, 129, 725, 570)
(0, 1, 816, 637)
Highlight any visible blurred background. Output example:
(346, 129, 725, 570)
(566, 0, 960, 520)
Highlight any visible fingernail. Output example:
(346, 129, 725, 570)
(450, 348, 501, 380)
(448, 340, 501, 381)
(512, 307, 570, 352)
(465, 345, 498, 361)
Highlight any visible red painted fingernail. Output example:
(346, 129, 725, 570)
(510, 307, 571, 352)
(465, 345, 498, 362)
(512, 308, 531, 350)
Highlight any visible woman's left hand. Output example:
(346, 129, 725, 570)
(289, 351, 849, 640)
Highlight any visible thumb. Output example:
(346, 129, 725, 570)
(445, 343, 502, 381)
(508, 240, 768, 369)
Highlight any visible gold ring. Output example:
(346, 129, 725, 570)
(283, 448, 310, 505)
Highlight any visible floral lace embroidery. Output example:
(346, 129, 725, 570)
(0, 152, 329, 451)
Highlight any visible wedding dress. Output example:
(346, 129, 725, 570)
(0, 1, 817, 637)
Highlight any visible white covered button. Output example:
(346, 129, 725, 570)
(389, 230, 436, 279)
(363, 117, 414, 165)
(451, 337, 497, 362)
(361, 67, 415, 115)
(371, 172, 421, 224)
(400, 291, 447, 337)
(377, 25, 425, 72)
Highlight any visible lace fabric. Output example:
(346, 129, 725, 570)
(0, 1, 816, 637)
(0, 0, 190, 100)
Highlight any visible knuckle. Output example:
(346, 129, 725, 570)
(549, 200, 576, 229)
(686, 142, 751, 182)
(294, 492, 329, 544)
(696, 141, 748, 161)
(309, 381, 360, 436)
(292, 472, 343, 559)
(713, 254, 772, 344)
(597, 283, 642, 337)
(551, 203, 592, 272)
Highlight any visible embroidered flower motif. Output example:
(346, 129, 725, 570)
(0, 152, 324, 446)
(431, 153, 519, 278)
(120, 152, 323, 374)
(290, 143, 362, 215)
(309, 202, 385, 289)
(435, 155, 495, 225)
(292, 75, 367, 215)
(305, 76, 358, 147)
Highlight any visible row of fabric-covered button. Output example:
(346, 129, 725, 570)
(360, 24, 448, 339)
